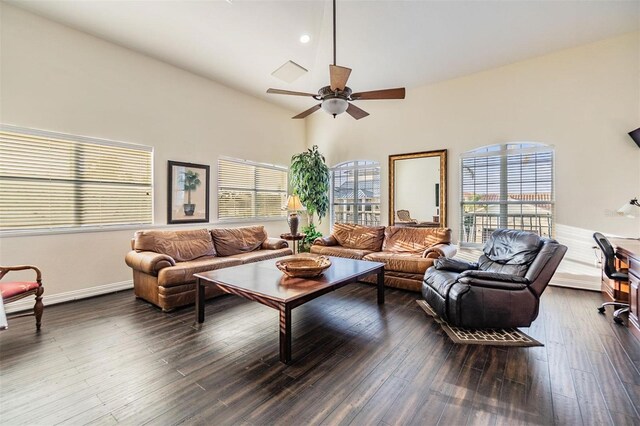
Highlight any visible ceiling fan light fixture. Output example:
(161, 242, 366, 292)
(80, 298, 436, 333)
(321, 97, 348, 117)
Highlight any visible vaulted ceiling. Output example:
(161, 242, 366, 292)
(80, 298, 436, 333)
(9, 0, 639, 113)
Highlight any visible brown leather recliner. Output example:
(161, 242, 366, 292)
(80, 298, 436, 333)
(422, 229, 567, 328)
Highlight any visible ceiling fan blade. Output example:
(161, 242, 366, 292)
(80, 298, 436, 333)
(329, 65, 352, 91)
(351, 88, 406, 100)
(292, 104, 321, 119)
(267, 88, 317, 97)
(346, 103, 369, 120)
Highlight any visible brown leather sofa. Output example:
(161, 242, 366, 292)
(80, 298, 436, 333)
(125, 226, 291, 311)
(310, 223, 457, 292)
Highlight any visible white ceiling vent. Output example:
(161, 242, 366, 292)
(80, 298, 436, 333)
(271, 61, 308, 84)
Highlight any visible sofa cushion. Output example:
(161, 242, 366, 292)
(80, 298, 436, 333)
(364, 252, 435, 275)
(158, 256, 242, 287)
(332, 223, 385, 251)
(228, 247, 293, 264)
(310, 245, 374, 260)
(211, 226, 267, 257)
(382, 226, 451, 254)
(134, 229, 216, 262)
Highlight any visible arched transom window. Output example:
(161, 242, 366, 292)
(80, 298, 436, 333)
(331, 160, 381, 226)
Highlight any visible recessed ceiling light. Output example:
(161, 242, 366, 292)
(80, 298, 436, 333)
(299, 34, 311, 44)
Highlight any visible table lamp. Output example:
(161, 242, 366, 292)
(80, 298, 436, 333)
(285, 195, 305, 236)
(617, 198, 640, 219)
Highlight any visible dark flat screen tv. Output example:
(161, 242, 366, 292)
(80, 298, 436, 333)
(629, 127, 640, 148)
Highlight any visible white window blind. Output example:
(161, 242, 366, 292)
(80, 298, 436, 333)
(0, 125, 153, 231)
(217, 157, 287, 220)
(460, 142, 554, 245)
(331, 160, 381, 226)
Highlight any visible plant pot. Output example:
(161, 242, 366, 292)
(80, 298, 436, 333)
(183, 204, 195, 216)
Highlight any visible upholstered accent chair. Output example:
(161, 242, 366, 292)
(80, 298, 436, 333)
(422, 229, 567, 329)
(0, 265, 44, 330)
(396, 210, 417, 223)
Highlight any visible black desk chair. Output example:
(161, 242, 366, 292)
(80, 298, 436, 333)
(593, 232, 629, 324)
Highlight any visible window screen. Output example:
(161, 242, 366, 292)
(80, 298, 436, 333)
(331, 161, 381, 226)
(0, 125, 153, 231)
(460, 143, 554, 245)
(217, 157, 287, 220)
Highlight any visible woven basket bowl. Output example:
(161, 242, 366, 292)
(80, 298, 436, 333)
(275, 254, 332, 278)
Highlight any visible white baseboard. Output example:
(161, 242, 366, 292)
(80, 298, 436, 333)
(4, 280, 133, 314)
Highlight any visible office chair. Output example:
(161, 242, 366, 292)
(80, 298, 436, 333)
(593, 232, 629, 325)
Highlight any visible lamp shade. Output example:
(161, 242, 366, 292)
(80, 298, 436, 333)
(286, 195, 305, 211)
(617, 198, 639, 218)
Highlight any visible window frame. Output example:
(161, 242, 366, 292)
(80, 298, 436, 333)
(216, 156, 288, 222)
(0, 124, 154, 237)
(330, 160, 381, 227)
(460, 142, 555, 247)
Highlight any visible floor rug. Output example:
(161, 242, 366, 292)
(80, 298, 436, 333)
(416, 300, 543, 347)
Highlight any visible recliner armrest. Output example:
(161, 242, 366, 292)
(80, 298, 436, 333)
(433, 258, 478, 272)
(261, 237, 289, 250)
(459, 270, 530, 283)
(458, 270, 530, 290)
(423, 243, 457, 259)
(125, 251, 176, 276)
(457, 277, 529, 291)
(313, 235, 338, 246)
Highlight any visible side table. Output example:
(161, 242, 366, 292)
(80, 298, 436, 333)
(280, 233, 306, 255)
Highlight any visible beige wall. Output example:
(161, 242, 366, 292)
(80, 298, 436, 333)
(0, 4, 305, 305)
(1, 4, 638, 300)
(308, 32, 640, 290)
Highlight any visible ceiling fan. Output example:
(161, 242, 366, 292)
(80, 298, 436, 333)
(266, 0, 405, 120)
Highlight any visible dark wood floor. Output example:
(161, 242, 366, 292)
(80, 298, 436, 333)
(1, 284, 639, 425)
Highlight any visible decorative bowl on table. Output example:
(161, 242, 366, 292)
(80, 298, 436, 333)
(275, 253, 331, 278)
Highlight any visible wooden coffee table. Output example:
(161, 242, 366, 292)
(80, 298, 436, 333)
(194, 256, 385, 364)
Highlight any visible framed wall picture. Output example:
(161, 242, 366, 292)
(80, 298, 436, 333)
(168, 161, 210, 224)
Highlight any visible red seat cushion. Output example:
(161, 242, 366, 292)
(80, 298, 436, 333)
(0, 281, 40, 299)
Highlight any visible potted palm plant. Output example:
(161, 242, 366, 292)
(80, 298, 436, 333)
(180, 170, 201, 216)
(290, 145, 330, 251)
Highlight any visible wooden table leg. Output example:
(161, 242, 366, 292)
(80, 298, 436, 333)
(377, 269, 385, 304)
(196, 277, 205, 324)
(279, 303, 292, 364)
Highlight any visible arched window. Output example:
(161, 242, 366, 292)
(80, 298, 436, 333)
(461, 142, 554, 245)
(331, 160, 381, 226)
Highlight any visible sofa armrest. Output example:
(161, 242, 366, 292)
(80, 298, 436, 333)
(261, 237, 289, 250)
(423, 243, 457, 259)
(433, 258, 478, 273)
(125, 251, 176, 276)
(458, 270, 530, 290)
(313, 235, 338, 246)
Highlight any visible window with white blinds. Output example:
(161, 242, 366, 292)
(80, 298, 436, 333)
(460, 142, 554, 245)
(0, 125, 153, 232)
(217, 157, 288, 220)
(331, 160, 381, 226)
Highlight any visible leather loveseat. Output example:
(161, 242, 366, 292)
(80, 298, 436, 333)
(125, 226, 291, 311)
(422, 229, 567, 329)
(311, 223, 457, 292)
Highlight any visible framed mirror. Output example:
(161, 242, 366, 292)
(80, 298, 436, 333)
(389, 149, 447, 227)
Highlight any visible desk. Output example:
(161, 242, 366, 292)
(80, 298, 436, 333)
(608, 238, 640, 338)
(0, 294, 7, 330)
